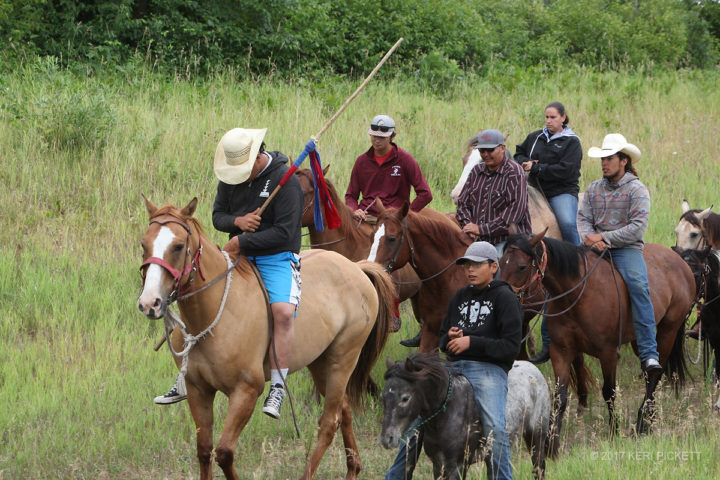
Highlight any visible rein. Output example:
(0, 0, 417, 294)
(385, 217, 418, 272)
(417, 367, 454, 428)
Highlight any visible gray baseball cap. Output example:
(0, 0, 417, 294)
(475, 129, 505, 149)
(368, 114, 396, 137)
(456, 241, 499, 264)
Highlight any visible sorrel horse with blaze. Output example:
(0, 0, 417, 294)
(137, 197, 396, 480)
(499, 228, 694, 446)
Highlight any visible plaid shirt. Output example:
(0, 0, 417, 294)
(456, 157, 531, 244)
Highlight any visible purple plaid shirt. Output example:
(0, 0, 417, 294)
(456, 157, 531, 244)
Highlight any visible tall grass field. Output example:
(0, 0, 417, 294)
(1, 59, 719, 478)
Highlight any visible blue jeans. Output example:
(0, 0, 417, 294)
(386, 361, 513, 480)
(547, 193, 581, 246)
(609, 248, 659, 362)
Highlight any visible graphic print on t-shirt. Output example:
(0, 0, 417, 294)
(456, 299, 493, 328)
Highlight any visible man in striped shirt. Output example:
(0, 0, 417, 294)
(456, 129, 531, 257)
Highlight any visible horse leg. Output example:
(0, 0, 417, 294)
(214, 382, 264, 480)
(547, 348, 571, 456)
(572, 354, 589, 413)
(635, 368, 662, 435)
(598, 355, 618, 436)
(185, 385, 217, 480)
(338, 396, 362, 479)
(302, 365, 357, 480)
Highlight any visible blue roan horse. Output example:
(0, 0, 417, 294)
(380, 353, 554, 479)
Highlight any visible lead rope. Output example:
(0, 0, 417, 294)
(417, 367, 454, 428)
(163, 251, 234, 386)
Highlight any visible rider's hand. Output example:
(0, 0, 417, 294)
(234, 208, 261, 232)
(462, 223, 480, 238)
(352, 209, 367, 222)
(448, 327, 463, 340)
(522, 161, 534, 172)
(222, 236, 241, 258)
(446, 335, 470, 355)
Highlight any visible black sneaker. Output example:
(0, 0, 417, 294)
(154, 375, 187, 405)
(262, 384, 285, 419)
(400, 331, 421, 348)
(529, 348, 550, 365)
(642, 358, 662, 373)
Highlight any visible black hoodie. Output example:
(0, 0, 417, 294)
(438, 280, 522, 372)
(212, 151, 303, 256)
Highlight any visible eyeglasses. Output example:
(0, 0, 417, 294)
(478, 146, 498, 154)
(370, 124, 394, 133)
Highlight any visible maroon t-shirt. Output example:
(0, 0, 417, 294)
(345, 144, 433, 215)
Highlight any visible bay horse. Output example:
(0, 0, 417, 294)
(380, 354, 554, 480)
(294, 168, 426, 345)
(499, 229, 694, 446)
(137, 197, 396, 480)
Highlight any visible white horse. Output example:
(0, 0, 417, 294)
(450, 139, 563, 240)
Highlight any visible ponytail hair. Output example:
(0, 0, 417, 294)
(617, 152, 638, 177)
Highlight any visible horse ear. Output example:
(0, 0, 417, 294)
(181, 197, 198, 218)
(142, 193, 158, 217)
(386, 356, 395, 371)
(529, 227, 548, 246)
(681, 199, 691, 213)
(404, 356, 415, 371)
(400, 201, 410, 218)
(323, 164, 330, 176)
(697, 206, 713, 221)
(376, 198, 385, 214)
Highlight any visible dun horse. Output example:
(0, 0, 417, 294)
(674, 200, 720, 250)
(137, 197, 396, 480)
(500, 229, 694, 447)
(380, 354, 554, 479)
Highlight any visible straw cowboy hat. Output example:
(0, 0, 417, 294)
(214, 127, 267, 184)
(587, 133, 641, 163)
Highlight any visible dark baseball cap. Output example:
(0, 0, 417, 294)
(475, 129, 505, 149)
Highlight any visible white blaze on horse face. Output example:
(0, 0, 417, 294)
(142, 226, 176, 296)
(367, 224, 386, 262)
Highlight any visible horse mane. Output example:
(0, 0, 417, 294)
(703, 213, 720, 248)
(680, 209, 703, 227)
(406, 209, 472, 250)
(384, 353, 450, 388)
(150, 204, 255, 278)
(506, 233, 584, 279)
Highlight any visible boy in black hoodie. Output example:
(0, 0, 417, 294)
(386, 242, 522, 480)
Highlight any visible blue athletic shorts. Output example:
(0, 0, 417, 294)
(247, 251, 301, 306)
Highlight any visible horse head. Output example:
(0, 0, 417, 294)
(675, 200, 714, 250)
(137, 195, 204, 319)
(380, 354, 446, 449)
(368, 201, 411, 272)
(295, 167, 320, 228)
(501, 226, 548, 297)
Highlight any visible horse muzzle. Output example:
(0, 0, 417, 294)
(137, 292, 169, 319)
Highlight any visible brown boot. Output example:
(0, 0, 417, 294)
(686, 320, 702, 340)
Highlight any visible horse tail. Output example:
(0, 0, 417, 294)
(346, 261, 396, 408)
(664, 318, 688, 394)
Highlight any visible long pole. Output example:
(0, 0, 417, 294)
(256, 37, 404, 215)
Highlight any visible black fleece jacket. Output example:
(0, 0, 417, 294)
(212, 151, 303, 256)
(514, 129, 582, 198)
(438, 280, 522, 372)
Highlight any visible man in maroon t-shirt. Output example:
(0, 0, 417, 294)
(345, 114, 433, 222)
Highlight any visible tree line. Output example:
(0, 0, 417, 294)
(1, 0, 719, 79)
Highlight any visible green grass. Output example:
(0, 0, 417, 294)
(1, 62, 720, 478)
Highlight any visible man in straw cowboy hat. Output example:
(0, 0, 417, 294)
(577, 133, 662, 373)
(155, 128, 304, 420)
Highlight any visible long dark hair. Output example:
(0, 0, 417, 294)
(546, 101, 569, 126)
(618, 152, 638, 177)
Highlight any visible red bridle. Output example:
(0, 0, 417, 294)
(139, 215, 205, 302)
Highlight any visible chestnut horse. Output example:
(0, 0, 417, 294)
(294, 168, 427, 345)
(137, 197, 396, 480)
(499, 230, 694, 447)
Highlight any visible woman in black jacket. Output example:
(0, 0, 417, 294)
(515, 101, 582, 246)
